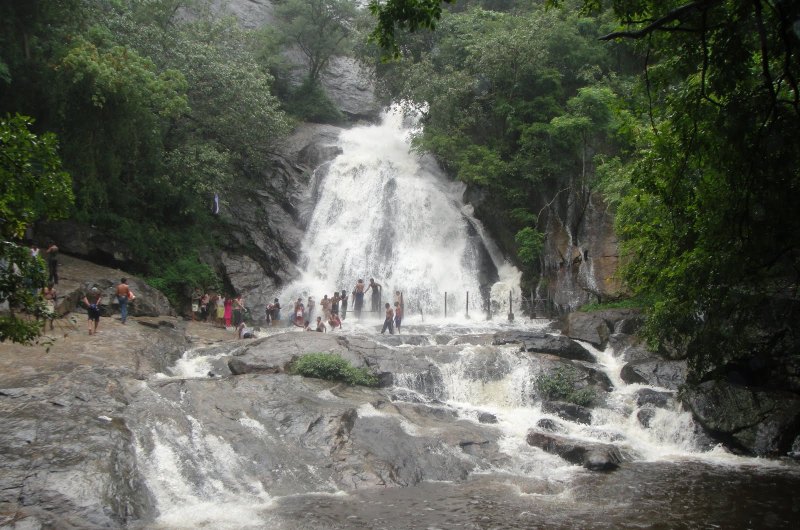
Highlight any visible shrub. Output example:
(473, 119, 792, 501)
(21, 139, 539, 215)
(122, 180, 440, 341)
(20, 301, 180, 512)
(291, 353, 378, 387)
(146, 254, 220, 309)
(535, 366, 595, 407)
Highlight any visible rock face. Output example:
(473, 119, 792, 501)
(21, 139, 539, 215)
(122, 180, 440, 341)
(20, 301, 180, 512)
(526, 430, 630, 471)
(683, 380, 800, 456)
(493, 331, 595, 362)
(541, 400, 593, 425)
(561, 309, 641, 348)
(0, 316, 192, 528)
(620, 359, 688, 391)
(36, 254, 174, 319)
(320, 56, 382, 121)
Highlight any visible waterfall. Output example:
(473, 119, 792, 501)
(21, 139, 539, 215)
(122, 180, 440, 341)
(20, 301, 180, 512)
(280, 107, 518, 319)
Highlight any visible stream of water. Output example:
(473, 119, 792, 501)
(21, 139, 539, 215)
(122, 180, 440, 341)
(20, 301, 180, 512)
(131, 110, 799, 528)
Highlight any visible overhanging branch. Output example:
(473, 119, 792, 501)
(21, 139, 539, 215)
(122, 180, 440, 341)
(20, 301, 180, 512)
(599, 0, 723, 41)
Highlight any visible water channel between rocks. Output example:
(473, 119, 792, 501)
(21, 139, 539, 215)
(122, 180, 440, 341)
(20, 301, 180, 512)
(127, 317, 800, 529)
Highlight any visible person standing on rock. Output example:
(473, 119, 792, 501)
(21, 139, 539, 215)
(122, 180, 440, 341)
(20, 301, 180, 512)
(216, 295, 226, 327)
(366, 278, 382, 314)
(381, 302, 394, 335)
(223, 296, 233, 328)
(353, 279, 365, 319)
(115, 278, 131, 325)
(232, 294, 245, 326)
(45, 241, 59, 285)
(272, 298, 281, 324)
(83, 287, 103, 335)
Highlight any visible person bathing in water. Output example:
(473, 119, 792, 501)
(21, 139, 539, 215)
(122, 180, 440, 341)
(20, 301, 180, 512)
(353, 279, 365, 319)
(366, 278, 382, 314)
(394, 300, 403, 334)
(381, 302, 394, 335)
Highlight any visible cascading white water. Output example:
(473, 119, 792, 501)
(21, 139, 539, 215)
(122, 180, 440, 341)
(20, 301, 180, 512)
(280, 107, 520, 319)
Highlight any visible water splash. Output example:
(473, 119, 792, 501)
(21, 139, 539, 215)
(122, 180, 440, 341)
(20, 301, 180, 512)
(280, 107, 520, 319)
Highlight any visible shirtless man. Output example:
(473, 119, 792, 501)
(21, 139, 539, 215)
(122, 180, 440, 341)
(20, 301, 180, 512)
(315, 316, 327, 332)
(394, 301, 403, 334)
(381, 303, 394, 335)
(320, 294, 332, 320)
(115, 278, 131, 324)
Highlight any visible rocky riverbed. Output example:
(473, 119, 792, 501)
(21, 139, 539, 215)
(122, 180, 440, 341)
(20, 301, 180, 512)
(2, 259, 800, 528)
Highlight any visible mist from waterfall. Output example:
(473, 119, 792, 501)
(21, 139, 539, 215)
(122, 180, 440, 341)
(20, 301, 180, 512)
(280, 107, 519, 319)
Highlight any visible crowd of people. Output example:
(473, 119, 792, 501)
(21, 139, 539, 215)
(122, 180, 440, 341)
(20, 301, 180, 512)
(18, 239, 406, 339)
(266, 278, 404, 335)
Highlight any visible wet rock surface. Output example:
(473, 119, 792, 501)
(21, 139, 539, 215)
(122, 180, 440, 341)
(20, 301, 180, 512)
(620, 358, 688, 390)
(493, 331, 595, 362)
(683, 380, 800, 456)
(526, 430, 631, 471)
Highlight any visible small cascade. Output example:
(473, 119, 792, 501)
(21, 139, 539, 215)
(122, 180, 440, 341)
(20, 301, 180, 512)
(389, 338, 720, 469)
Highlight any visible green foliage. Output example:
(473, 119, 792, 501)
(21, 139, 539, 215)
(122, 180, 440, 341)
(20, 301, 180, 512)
(514, 227, 545, 268)
(368, 0, 456, 58)
(535, 365, 595, 407)
(0, 241, 48, 344)
(292, 353, 379, 387)
(0, 115, 74, 239)
(578, 297, 643, 313)
(147, 254, 220, 310)
(0, 115, 72, 343)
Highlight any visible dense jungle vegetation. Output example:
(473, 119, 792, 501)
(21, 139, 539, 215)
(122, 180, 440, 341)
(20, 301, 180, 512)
(3, 0, 799, 381)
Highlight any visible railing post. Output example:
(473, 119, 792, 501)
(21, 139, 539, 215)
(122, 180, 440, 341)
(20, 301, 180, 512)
(465, 291, 469, 318)
(508, 291, 515, 322)
(444, 291, 448, 318)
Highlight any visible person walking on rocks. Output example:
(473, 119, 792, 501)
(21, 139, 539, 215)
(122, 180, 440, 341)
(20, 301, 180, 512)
(115, 278, 131, 324)
(83, 287, 103, 335)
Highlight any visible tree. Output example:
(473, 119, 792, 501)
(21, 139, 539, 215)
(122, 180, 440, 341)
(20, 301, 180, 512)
(274, 0, 359, 85)
(0, 114, 73, 343)
(368, 0, 456, 58)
